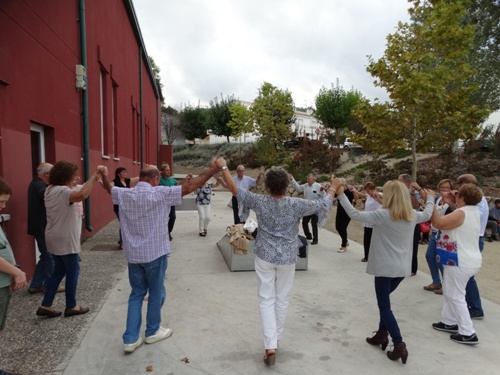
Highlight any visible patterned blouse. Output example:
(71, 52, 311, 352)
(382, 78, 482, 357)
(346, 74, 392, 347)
(238, 189, 333, 265)
(196, 183, 213, 205)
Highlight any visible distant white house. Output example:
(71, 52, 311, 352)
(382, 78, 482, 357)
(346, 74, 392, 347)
(292, 107, 326, 140)
(207, 101, 326, 144)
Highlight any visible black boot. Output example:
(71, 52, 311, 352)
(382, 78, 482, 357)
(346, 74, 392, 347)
(387, 342, 408, 364)
(366, 330, 389, 351)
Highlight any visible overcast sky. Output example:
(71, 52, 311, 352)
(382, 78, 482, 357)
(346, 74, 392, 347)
(133, 0, 499, 125)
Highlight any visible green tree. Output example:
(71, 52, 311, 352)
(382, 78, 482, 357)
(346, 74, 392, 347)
(466, 0, 500, 111)
(179, 103, 209, 141)
(251, 82, 295, 149)
(207, 94, 236, 142)
(228, 103, 253, 139)
(313, 79, 363, 146)
(148, 56, 165, 108)
(353, 0, 490, 179)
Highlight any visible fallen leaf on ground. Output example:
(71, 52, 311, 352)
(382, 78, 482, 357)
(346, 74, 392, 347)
(180, 357, 190, 363)
(146, 364, 153, 372)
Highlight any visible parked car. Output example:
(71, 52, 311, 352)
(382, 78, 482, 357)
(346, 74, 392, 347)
(284, 136, 310, 150)
(343, 137, 362, 149)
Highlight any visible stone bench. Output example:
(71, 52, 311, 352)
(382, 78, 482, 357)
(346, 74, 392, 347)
(217, 234, 308, 272)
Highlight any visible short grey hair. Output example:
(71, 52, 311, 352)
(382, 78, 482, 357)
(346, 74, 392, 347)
(37, 163, 53, 176)
(398, 174, 412, 184)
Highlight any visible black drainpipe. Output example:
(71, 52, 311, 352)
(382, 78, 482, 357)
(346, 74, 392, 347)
(78, 0, 92, 232)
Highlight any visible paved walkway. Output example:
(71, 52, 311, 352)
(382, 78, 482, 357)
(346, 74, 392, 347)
(62, 190, 499, 375)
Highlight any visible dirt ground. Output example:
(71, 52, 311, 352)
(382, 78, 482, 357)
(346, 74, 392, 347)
(174, 163, 500, 306)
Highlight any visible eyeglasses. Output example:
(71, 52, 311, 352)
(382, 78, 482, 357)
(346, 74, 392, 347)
(438, 187, 451, 191)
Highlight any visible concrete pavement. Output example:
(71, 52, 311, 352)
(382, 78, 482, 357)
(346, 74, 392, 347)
(62, 190, 500, 375)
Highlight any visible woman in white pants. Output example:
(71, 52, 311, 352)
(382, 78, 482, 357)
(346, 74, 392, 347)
(430, 183, 483, 345)
(219, 165, 334, 366)
(195, 176, 225, 236)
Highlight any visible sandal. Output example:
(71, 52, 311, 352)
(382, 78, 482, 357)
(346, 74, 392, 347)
(338, 247, 346, 253)
(263, 349, 276, 366)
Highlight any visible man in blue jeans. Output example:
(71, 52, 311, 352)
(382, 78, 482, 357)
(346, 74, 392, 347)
(101, 159, 224, 353)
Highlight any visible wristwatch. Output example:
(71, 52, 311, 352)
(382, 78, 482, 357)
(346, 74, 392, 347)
(220, 166, 228, 170)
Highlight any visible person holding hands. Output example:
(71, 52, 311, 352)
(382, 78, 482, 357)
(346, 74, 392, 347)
(219, 162, 334, 366)
(330, 176, 435, 365)
(36, 162, 106, 319)
(99, 159, 224, 353)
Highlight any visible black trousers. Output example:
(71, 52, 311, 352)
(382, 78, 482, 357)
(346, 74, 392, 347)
(302, 214, 318, 241)
(335, 212, 351, 247)
(412, 224, 420, 274)
(232, 196, 243, 224)
(363, 227, 373, 260)
(168, 206, 176, 238)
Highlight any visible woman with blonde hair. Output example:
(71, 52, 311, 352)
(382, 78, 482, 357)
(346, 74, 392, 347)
(330, 178, 435, 364)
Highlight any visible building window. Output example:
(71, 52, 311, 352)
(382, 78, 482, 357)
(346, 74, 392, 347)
(132, 107, 137, 163)
(112, 82, 118, 158)
(99, 70, 109, 157)
(145, 120, 150, 164)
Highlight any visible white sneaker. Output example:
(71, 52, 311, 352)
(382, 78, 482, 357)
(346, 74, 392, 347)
(145, 326, 173, 344)
(124, 337, 143, 353)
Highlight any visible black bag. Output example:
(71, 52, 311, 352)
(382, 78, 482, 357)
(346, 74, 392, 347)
(298, 235, 307, 258)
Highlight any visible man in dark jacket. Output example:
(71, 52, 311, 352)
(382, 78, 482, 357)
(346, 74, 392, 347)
(27, 162, 57, 294)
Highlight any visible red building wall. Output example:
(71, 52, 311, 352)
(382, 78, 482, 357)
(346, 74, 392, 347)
(0, 0, 162, 277)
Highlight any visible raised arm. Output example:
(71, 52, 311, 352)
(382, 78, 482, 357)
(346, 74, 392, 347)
(181, 159, 224, 196)
(218, 160, 237, 196)
(431, 204, 464, 230)
(69, 165, 106, 202)
(213, 175, 227, 189)
(99, 166, 113, 194)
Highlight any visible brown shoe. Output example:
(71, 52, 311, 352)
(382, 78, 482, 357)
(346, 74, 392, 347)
(36, 307, 62, 318)
(64, 306, 90, 317)
(423, 283, 442, 291)
(28, 287, 44, 294)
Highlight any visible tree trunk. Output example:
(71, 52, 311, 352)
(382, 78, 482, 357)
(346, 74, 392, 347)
(411, 118, 417, 181)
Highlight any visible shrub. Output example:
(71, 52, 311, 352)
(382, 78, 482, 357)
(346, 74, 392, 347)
(286, 143, 341, 182)
(252, 138, 288, 169)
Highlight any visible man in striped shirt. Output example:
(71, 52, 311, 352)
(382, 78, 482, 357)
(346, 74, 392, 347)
(101, 160, 224, 353)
